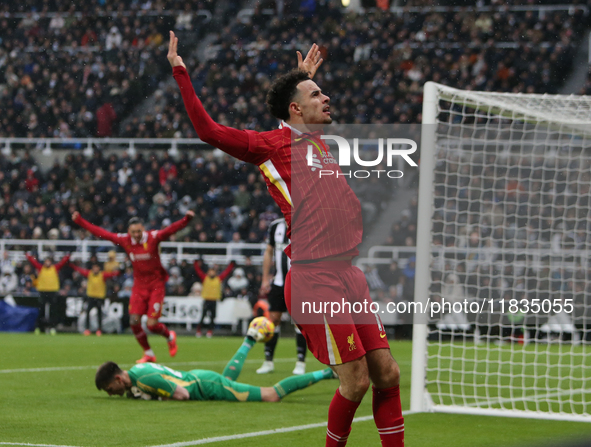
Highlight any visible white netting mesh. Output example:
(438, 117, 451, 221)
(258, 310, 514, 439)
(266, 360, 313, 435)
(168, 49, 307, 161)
(424, 83, 591, 419)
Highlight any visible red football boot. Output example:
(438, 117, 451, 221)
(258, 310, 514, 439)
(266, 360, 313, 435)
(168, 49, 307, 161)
(136, 354, 156, 364)
(168, 330, 178, 357)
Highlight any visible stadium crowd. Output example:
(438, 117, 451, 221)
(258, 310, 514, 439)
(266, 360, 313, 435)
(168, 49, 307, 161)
(0, 0, 216, 14)
(119, 5, 586, 138)
(0, 4, 585, 139)
(0, 0, 218, 139)
(0, 147, 281, 243)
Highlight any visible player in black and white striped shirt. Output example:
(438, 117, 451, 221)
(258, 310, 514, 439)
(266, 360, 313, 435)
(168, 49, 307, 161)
(257, 218, 307, 375)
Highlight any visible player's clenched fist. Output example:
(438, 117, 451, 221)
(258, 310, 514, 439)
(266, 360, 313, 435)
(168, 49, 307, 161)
(167, 31, 186, 69)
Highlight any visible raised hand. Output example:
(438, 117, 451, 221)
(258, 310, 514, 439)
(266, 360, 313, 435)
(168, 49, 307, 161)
(297, 43, 323, 79)
(167, 31, 186, 69)
(186, 210, 195, 219)
(72, 211, 80, 221)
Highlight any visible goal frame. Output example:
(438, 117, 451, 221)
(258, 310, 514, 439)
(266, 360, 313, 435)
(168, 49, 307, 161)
(410, 81, 591, 423)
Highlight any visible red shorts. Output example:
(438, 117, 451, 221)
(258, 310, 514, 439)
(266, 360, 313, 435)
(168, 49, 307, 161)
(129, 284, 166, 318)
(286, 260, 389, 366)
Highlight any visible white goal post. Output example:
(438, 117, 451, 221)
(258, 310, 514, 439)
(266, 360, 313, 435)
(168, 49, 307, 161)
(411, 82, 591, 422)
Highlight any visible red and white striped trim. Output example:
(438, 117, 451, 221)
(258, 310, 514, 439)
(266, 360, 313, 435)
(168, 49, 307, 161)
(326, 428, 349, 443)
(377, 423, 405, 435)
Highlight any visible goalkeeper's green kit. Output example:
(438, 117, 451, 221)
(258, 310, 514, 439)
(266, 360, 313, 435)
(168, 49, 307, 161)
(128, 338, 333, 401)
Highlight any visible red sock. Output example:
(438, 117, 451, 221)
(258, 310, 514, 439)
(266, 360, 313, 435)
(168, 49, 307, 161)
(326, 388, 361, 446)
(373, 385, 404, 447)
(131, 324, 151, 351)
(147, 322, 170, 339)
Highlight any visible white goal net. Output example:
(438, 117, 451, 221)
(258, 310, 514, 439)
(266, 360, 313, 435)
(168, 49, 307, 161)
(411, 82, 591, 422)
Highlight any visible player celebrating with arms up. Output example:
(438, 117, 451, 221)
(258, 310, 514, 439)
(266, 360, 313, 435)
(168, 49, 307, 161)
(168, 33, 403, 446)
(72, 210, 194, 363)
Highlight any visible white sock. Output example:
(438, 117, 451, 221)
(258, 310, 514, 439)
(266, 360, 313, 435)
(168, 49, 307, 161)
(145, 349, 155, 357)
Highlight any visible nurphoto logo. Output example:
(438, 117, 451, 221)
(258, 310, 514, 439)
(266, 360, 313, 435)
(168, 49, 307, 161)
(307, 136, 418, 179)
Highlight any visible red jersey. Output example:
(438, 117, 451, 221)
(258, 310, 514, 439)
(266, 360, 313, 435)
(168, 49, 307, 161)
(74, 215, 191, 287)
(173, 66, 362, 261)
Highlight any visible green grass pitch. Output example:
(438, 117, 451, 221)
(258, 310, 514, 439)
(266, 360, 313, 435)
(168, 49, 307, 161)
(1, 333, 591, 446)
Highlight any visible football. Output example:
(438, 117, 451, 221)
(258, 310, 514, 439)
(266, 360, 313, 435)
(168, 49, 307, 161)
(247, 316, 275, 343)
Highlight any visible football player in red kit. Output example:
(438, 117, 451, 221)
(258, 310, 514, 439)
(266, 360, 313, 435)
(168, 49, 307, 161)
(168, 32, 403, 447)
(72, 210, 194, 363)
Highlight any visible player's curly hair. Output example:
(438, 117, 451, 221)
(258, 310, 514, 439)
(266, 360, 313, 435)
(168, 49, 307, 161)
(266, 69, 311, 122)
(95, 361, 123, 390)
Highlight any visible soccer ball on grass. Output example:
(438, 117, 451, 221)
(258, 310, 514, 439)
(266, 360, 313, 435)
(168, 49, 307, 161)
(247, 316, 275, 343)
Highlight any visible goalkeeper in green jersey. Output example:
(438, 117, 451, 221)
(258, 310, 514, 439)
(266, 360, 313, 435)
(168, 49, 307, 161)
(95, 334, 335, 402)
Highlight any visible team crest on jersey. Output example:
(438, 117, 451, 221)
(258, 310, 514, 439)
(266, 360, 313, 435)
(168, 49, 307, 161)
(347, 333, 356, 351)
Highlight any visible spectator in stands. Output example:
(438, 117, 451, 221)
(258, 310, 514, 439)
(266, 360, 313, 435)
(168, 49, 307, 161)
(364, 264, 386, 292)
(96, 102, 117, 137)
(105, 26, 123, 51)
(188, 281, 202, 297)
(175, 3, 193, 30)
(159, 160, 178, 186)
(0, 265, 18, 294)
(104, 250, 120, 272)
(381, 261, 402, 288)
(167, 265, 185, 295)
(437, 272, 471, 332)
(1, 251, 15, 273)
(227, 267, 249, 296)
(118, 278, 134, 300)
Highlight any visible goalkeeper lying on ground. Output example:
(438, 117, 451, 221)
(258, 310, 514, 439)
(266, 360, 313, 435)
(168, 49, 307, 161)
(95, 330, 335, 402)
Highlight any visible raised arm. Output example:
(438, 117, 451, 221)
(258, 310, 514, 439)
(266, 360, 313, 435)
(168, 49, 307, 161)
(72, 212, 122, 245)
(193, 259, 206, 281)
(168, 31, 266, 163)
(25, 253, 42, 271)
(54, 254, 71, 271)
(103, 270, 121, 280)
(155, 211, 194, 242)
(69, 263, 89, 277)
(218, 261, 236, 281)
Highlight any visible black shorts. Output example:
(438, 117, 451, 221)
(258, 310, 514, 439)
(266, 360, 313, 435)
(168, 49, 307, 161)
(268, 284, 287, 313)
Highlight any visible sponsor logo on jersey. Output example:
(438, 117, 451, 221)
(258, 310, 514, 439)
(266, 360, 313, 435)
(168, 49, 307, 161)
(308, 153, 323, 171)
(130, 252, 151, 261)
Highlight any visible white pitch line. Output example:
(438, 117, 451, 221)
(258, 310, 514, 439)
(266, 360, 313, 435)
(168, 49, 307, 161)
(0, 358, 298, 374)
(0, 443, 81, 447)
(149, 411, 416, 447)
